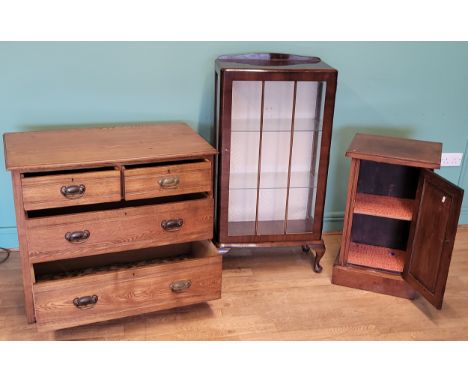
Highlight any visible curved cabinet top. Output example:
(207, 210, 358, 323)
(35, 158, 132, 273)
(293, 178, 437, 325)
(216, 53, 337, 72)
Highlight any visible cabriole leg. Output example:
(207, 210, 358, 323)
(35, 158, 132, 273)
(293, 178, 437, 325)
(313, 245, 325, 273)
(302, 242, 326, 273)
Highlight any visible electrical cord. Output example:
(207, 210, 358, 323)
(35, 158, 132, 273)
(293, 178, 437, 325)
(0, 247, 11, 264)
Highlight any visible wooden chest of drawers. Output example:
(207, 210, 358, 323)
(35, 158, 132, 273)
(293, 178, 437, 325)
(3, 123, 221, 330)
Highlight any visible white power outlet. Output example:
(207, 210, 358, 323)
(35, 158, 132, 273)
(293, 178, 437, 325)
(441, 153, 463, 167)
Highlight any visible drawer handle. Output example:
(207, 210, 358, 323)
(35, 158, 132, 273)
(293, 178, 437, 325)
(158, 176, 179, 189)
(170, 279, 192, 293)
(161, 219, 184, 232)
(73, 295, 98, 309)
(65, 230, 90, 243)
(61, 184, 86, 198)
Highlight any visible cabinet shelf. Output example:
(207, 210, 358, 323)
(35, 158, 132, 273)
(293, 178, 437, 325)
(353, 193, 414, 221)
(229, 171, 316, 190)
(229, 186, 317, 190)
(231, 117, 323, 133)
(347, 242, 406, 273)
(228, 219, 313, 236)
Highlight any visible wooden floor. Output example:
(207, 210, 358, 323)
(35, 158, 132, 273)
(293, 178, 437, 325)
(1, 228, 468, 340)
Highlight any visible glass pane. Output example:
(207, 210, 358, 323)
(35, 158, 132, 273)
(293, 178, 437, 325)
(229, 131, 260, 190)
(257, 81, 294, 234)
(228, 188, 258, 236)
(263, 81, 295, 132)
(295, 81, 320, 131)
(257, 188, 288, 235)
(228, 81, 262, 236)
(259, 131, 291, 189)
(228, 79, 325, 237)
(287, 81, 325, 233)
(231, 81, 262, 132)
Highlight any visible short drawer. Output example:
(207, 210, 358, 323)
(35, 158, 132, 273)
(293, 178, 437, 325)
(124, 160, 211, 200)
(33, 241, 222, 330)
(21, 169, 121, 211)
(26, 197, 213, 263)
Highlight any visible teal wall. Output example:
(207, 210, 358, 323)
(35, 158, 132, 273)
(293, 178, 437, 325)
(1, 42, 468, 247)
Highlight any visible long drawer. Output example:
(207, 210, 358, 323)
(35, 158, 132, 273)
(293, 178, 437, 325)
(124, 160, 212, 200)
(26, 197, 213, 263)
(33, 241, 222, 330)
(21, 169, 121, 211)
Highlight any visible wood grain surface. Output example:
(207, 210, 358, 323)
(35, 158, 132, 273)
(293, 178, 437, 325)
(33, 241, 222, 331)
(4, 123, 217, 172)
(124, 160, 212, 200)
(11, 171, 36, 323)
(26, 198, 214, 263)
(403, 169, 464, 309)
(21, 169, 121, 211)
(346, 133, 442, 169)
(1, 229, 468, 339)
(332, 262, 415, 299)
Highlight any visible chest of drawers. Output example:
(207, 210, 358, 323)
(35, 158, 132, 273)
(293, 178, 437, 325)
(4, 123, 221, 330)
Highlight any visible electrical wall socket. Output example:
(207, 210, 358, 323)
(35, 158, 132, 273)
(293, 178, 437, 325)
(441, 153, 463, 167)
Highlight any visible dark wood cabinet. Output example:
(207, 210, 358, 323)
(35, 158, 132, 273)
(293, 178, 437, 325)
(332, 133, 464, 309)
(214, 53, 338, 272)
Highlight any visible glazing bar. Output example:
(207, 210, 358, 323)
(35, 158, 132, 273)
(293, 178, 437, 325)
(284, 81, 298, 234)
(254, 81, 266, 235)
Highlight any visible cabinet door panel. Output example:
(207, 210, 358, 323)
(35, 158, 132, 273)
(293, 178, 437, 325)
(403, 169, 463, 309)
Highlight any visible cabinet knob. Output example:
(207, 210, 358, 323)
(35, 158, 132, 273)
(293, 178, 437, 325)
(61, 184, 86, 199)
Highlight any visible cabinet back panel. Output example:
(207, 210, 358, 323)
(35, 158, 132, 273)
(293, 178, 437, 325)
(351, 214, 410, 250)
(357, 160, 420, 199)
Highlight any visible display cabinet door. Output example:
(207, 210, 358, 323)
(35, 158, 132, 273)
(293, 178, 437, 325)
(227, 79, 325, 238)
(403, 169, 463, 309)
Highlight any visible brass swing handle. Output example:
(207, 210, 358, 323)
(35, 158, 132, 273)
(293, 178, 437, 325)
(61, 184, 86, 198)
(65, 230, 90, 243)
(73, 295, 98, 309)
(158, 176, 179, 189)
(161, 219, 184, 232)
(170, 279, 192, 293)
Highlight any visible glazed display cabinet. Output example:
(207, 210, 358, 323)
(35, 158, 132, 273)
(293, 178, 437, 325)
(214, 53, 338, 272)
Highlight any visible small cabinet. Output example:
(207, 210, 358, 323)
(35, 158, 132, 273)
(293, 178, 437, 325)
(214, 53, 338, 272)
(332, 133, 464, 309)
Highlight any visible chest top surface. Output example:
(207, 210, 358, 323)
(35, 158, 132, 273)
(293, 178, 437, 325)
(346, 133, 442, 169)
(4, 123, 216, 172)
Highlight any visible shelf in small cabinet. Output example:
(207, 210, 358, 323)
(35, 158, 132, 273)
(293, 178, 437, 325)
(347, 242, 406, 273)
(353, 193, 414, 221)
